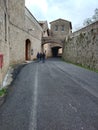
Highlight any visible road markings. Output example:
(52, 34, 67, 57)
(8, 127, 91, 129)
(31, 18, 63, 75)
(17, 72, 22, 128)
(29, 64, 38, 130)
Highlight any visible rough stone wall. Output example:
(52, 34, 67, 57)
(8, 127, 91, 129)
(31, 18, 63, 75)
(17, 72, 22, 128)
(63, 22, 98, 70)
(43, 44, 52, 58)
(39, 21, 49, 37)
(9, 24, 25, 64)
(25, 8, 42, 59)
(8, 1, 42, 64)
(8, 0, 25, 64)
(8, 0, 25, 29)
(0, 0, 42, 87)
(8, 6, 42, 64)
(0, 0, 9, 88)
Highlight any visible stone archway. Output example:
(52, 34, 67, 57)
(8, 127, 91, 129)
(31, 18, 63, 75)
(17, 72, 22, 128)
(52, 46, 62, 57)
(42, 37, 63, 57)
(42, 42, 63, 58)
(25, 39, 31, 60)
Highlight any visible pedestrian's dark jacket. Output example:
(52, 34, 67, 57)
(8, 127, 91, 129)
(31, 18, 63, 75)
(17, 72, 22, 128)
(42, 52, 45, 59)
(37, 52, 40, 59)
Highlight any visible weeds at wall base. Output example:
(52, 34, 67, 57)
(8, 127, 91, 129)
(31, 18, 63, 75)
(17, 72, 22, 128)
(0, 88, 7, 97)
(0, 88, 7, 107)
(62, 58, 98, 73)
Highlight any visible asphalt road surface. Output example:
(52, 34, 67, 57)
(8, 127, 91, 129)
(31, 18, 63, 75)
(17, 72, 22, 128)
(0, 58, 98, 130)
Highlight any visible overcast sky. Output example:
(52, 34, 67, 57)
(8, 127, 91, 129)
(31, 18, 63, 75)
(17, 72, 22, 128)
(25, 0, 98, 31)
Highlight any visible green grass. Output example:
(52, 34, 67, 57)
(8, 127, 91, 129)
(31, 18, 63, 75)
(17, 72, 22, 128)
(0, 88, 7, 97)
(75, 63, 98, 73)
(62, 58, 98, 73)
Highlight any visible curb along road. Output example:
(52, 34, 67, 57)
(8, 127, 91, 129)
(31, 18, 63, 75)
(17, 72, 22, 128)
(0, 63, 27, 107)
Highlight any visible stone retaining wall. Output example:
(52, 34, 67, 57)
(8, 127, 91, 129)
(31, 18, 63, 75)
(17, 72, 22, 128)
(63, 21, 98, 70)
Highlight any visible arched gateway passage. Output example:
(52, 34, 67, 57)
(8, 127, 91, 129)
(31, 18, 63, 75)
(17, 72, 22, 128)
(42, 43, 63, 57)
(25, 39, 31, 60)
(42, 37, 63, 58)
(52, 46, 62, 57)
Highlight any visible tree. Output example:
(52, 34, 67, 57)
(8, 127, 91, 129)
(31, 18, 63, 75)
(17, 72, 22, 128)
(83, 8, 98, 26)
(92, 8, 98, 22)
(83, 18, 92, 26)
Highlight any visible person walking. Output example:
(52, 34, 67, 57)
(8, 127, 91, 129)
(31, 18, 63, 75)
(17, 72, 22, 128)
(39, 52, 42, 61)
(36, 52, 40, 62)
(42, 52, 46, 63)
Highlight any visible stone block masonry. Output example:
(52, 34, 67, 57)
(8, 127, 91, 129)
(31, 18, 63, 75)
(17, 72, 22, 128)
(0, 0, 42, 88)
(63, 21, 98, 71)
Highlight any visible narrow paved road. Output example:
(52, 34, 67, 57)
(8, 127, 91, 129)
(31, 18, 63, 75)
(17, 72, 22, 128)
(0, 58, 98, 130)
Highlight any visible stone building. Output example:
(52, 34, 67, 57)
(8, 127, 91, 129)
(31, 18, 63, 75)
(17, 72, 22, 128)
(39, 21, 49, 37)
(39, 21, 51, 57)
(42, 18, 72, 57)
(0, 0, 42, 88)
(0, 0, 9, 87)
(50, 18, 72, 39)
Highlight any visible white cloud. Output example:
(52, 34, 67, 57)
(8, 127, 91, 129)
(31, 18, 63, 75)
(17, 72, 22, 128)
(25, 0, 48, 15)
(25, 0, 98, 31)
